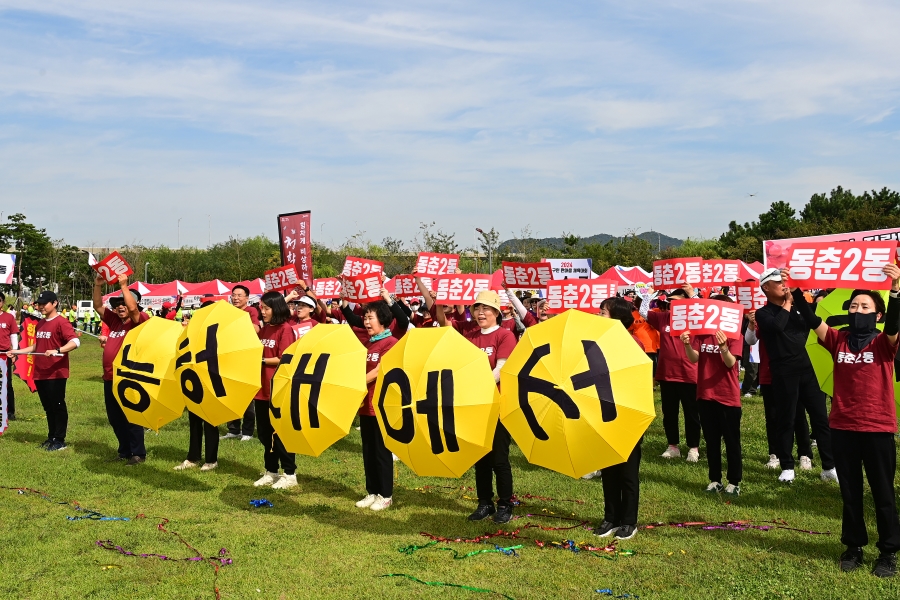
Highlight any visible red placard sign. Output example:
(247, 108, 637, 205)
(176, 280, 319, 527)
(668, 298, 744, 339)
(13, 315, 38, 393)
(343, 273, 383, 303)
(414, 253, 459, 276)
(278, 211, 312, 284)
(700, 260, 742, 285)
(653, 257, 704, 288)
(432, 274, 491, 305)
(391, 274, 431, 297)
(501, 262, 553, 288)
(92, 251, 133, 284)
(545, 280, 617, 314)
(310, 278, 343, 299)
(733, 282, 766, 310)
(264, 265, 300, 292)
(785, 241, 898, 290)
(342, 256, 384, 277)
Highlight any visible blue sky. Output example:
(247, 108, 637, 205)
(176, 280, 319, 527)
(1, 1, 899, 249)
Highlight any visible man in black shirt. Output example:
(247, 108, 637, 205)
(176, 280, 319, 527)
(755, 268, 837, 484)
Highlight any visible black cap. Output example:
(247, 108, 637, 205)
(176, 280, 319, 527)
(36, 291, 58, 304)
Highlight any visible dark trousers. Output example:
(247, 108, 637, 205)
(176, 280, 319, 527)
(741, 362, 759, 394)
(186, 411, 219, 464)
(103, 380, 146, 458)
(771, 368, 834, 470)
(832, 429, 900, 553)
(602, 437, 642, 526)
(35, 379, 68, 442)
(761, 383, 811, 457)
(255, 400, 296, 475)
(475, 422, 513, 507)
(227, 402, 256, 436)
(359, 414, 392, 497)
(4, 356, 15, 416)
(697, 400, 742, 484)
(659, 381, 701, 448)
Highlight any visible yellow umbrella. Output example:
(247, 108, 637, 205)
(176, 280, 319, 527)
(169, 302, 262, 427)
(112, 317, 185, 432)
(499, 309, 654, 478)
(270, 324, 367, 456)
(373, 327, 500, 478)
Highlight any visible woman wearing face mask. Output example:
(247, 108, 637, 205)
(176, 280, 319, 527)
(791, 265, 900, 577)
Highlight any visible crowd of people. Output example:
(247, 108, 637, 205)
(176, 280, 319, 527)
(2, 263, 899, 577)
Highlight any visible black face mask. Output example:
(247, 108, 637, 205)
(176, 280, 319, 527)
(847, 311, 879, 352)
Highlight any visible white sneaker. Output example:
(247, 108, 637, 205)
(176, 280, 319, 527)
(392, 453, 399, 462)
(661, 446, 681, 459)
(686, 448, 700, 463)
(581, 470, 602, 480)
(356, 494, 377, 508)
(705, 482, 723, 493)
(240, 435, 253, 442)
(254, 472, 280, 487)
(778, 469, 795, 483)
(173, 460, 198, 471)
(810, 438, 818, 448)
(200, 462, 217, 471)
(821, 468, 839, 483)
(743, 393, 752, 398)
(272, 474, 298, 489)
(799, 456, 813, 470)
(765, 454, 780, 469)
(370, 495, 392, 511)
(220, 433, 240, 440)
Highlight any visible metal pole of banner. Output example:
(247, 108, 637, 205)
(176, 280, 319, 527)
(145, 262, 149, 283)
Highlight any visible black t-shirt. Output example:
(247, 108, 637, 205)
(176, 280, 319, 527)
(755, 301, 814, 375)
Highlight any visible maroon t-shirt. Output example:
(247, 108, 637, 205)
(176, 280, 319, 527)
(692, 334, 742, 407)
(757, 327, 771, 385)
(450, 321, 517, 371)
(33, 316, 78, 380)
(820, 329, 898, 433)
(361, 335, 398, 416)
(0, 311, 19, 351)
(647, 310, 698, 384)
(101, 310, 150, 380)
(242, 305, 260, 329)
(255, 321, 295, 401)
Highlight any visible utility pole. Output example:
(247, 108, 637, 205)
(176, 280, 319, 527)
(145, 262, 150, 283)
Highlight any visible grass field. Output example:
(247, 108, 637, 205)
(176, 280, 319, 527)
(1, 338, 898, 600)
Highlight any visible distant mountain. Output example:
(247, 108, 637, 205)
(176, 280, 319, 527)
(498, 231, 683, 252)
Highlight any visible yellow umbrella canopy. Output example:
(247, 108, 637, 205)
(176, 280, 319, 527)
(270, 324, 367, 456)
(168, 302, 262, 427)
(112, 317, 185, 432)
(373, 327, 500, 478)
(499, 309, 654, 478)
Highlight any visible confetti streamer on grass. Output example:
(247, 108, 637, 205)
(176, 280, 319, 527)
(2, 486, 130, 521)
(398, 540, 523, 559)
(596, 588, 640, 598)
(642, 519, 830, 535)
(249, 499, 273, 508)
(379, 574, 515, 600)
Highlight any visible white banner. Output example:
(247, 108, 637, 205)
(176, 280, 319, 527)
(0, 254, 15, 285)
(0, 358, 8, 435)
(541, 258, 593, 280)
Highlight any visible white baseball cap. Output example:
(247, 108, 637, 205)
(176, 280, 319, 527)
(759, 268, 782, 285)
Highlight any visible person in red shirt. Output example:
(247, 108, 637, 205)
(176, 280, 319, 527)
(680, 294, 743, 496)
(8, 291, 80, 451)
(284, 289, 319, 340)
(251, 291, 301, 490)
(355, 301, 399, 512)
(0, 295, 20, 421)
(92, 273, 149, 465)
(223, 284, 261, 441)
(435, 290, 518, 524)
(791, 264, 900, 576)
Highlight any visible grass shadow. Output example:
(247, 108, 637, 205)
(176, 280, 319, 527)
(75, 440, 215, 492)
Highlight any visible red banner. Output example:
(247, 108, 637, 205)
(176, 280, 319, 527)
(668, 298, 744, 339)
(432, 274, 492, 305)
(310, 278, 343, 299)
(783, 240, 898, 290)
(92, 251, 133, 284)
(343, 273, 383, 303)
(653, 258, 704, 288)
(342, 256, 384, 278)
(390, 274, 430, 297)
(278, 211, 312, 284)
(14, 315, 38, 393)
(734, 282, 766, 311)
(545, 280, 617, 314)
(414, 253, 459, 276)
(700, 260, 742, 285)
(264, 265, 301, 292)
(501, 262, 553, 289)
(765, 227, 900, 268)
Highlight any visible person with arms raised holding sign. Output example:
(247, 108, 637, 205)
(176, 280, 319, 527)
(0, 295, 19, 421)
(789, 264, 900, 577)
(92, 273, 149, 465)
(755, 268, 838, 484)
(222, 284, 260, 441)
(7, 291, 80, 451)
(679, 295, 743, 496)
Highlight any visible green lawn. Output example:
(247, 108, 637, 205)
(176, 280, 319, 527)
(1, 339, 897, 600)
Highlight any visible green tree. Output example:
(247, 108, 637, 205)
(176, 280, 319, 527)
(0, 213, 54, 299)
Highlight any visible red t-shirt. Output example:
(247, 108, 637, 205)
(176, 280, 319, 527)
(101, 310, 150, 381)
(647, 310, 698, 384)
(450, 321, 517, 371)
(255, 322, 295, 400)
(692, 334, 743, 407)
(242, 305, 260, 329)
(290, 317, 318, 341)
(33, 316, 78, 380)
(820, 329, 898, 433)
(0, 311, 20, 351)
(500, 318, 518, 339)
(361, 335, 398, 416)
